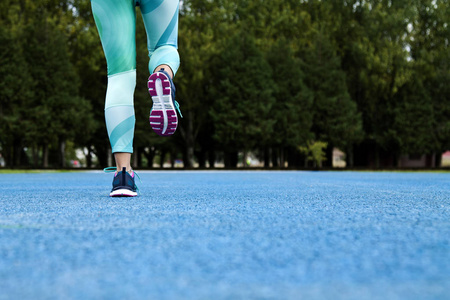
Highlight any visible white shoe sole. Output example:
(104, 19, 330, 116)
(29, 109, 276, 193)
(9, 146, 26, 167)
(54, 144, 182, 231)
(110, 189, 137, 197)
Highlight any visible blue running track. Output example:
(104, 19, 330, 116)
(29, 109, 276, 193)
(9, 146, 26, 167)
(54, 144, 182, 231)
(0, 171, 449, 299)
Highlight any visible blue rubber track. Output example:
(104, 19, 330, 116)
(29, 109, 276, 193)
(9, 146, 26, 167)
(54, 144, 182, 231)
(0, 171, 449, 300)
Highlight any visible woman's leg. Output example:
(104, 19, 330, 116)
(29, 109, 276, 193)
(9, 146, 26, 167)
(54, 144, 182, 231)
(91, 0, 137, 171)
(139, 0, 180, 77)
(139, 0, 181, 136)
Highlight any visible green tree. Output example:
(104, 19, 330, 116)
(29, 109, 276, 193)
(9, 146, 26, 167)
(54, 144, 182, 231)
(299, 140, 328, 168)
(69, 0, 109, 167)
(392, 79, 438, 157)
(0, 25, 33, 166)
(177, 0, 243, 168)
(0, 0, 96, 168)
(210, 31, 275, 167)
(300, 27, 363, 166)
(409, 0, 450, 165)
(266, 37, 314, 168)
(23, 17, 93, 167)
(331, 0, 416, 167)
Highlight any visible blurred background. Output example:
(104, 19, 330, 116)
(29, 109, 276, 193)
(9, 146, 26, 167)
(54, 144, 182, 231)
(0, 0, 448, 169)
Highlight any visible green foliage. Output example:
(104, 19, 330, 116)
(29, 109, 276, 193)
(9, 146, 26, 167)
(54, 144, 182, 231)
(0, 24, 33, 155)
(392, 79, 437, 154)
(298, 141, 328, 168)
(0, 0, 448, 168)
(267, 37, 313, 148)
(0, 0, 95, 167)
(409, 0, 450, 154)
(301, 27, 363, 150)
(210, 31, 275, 151)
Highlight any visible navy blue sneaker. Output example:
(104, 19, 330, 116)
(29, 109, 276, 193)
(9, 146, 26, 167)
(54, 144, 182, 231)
(148, 68, 183, 136)
(108, 167, 137, 197)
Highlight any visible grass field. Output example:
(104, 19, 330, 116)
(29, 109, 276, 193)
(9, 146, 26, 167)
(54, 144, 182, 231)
(0, 171, 449, 299)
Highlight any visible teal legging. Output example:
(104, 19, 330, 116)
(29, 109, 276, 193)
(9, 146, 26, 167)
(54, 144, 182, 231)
(91, 0, 180, 153)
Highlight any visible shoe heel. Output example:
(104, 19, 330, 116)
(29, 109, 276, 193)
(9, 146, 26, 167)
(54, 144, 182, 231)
(148, 72, 171, 96)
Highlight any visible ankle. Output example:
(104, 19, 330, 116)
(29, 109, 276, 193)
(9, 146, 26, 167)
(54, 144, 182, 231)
(154, 64, 173, 78)
(116, 166, 132, 173)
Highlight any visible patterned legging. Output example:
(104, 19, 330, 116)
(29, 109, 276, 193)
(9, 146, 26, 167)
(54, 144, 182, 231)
(91, 0, 180, 153)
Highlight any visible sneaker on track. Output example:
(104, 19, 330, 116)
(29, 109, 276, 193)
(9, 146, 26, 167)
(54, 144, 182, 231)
(147, 68, 182, 137)
(109, 167, 138, 197)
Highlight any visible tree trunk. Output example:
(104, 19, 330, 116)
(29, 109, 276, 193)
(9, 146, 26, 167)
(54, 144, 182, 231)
(224, 152, 230, 168)
(375, 145, 380, 169)
(93, 143, 110, 169)
(346, 146, 354, 168)
(243, 150, 248, 168)
(160, 150, 166, 168)
(182, 150, 187, 169)
(59, 139, 66, 168)
(143, 147, 155, 169)
(185, 145, 194, 168)
(170, 152, 175, 168)
(32, 146, 39, 168)
(197, 149, 206, 168)
(271, 148, 279, 168)
(208, 150, 215, 168)
(13, 138, 22, 167)
(323, 144, 333, 168)
(224, 151, 238, 168)
(107, 148, 113, 168)
(180, 110, 195, 168)
(264, 147, 270, 168)
(42, 144, 49, 168)
(429, 153, 436, 168)
(86, 147, 92, 168)
(395, 153, 401, 168)
(230, 151, 238, 168)
(4, 145, 12, 167)
(286, 147, 295, 168)
(280, 148, 285, 168)
(435, 152, 442, 168)
(132, 147, 139, 169)
(139, 147, 144, 168)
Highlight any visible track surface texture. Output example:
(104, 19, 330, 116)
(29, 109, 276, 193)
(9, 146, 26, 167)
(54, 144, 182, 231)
(0, 171, 449, 300)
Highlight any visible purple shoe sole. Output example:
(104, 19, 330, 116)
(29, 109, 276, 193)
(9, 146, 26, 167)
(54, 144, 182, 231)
(148, 72, 178, 137)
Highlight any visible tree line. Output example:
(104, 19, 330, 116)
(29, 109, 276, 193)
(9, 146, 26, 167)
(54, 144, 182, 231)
(0, 0, 448, 168)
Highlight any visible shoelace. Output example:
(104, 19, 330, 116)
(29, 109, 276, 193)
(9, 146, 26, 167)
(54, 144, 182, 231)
(174, 100, 183, 118)
(103, 167, 141, 194)
(103, 167, 118, 173)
